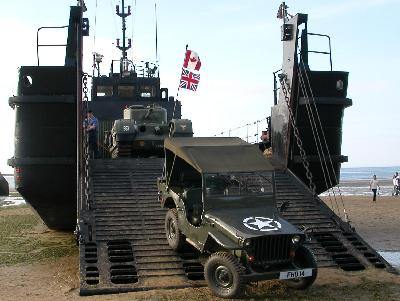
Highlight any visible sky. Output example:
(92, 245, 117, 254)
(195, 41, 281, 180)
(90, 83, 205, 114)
(0, 0, 399, 173)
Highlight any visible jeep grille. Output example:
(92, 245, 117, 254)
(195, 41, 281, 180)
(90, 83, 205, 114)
(252, 235, 291, 263)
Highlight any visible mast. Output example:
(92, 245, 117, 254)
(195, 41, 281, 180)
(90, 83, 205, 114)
(116, 0, 132, 73)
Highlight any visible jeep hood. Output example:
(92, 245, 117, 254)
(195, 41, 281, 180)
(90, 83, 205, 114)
(204, 207, 301, 238)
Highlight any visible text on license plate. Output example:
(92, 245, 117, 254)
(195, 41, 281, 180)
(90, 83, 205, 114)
(279, 268, 313, 280)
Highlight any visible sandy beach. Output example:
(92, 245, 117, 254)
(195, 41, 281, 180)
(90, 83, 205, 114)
(323, 195, 400, 251)
(0, 196, 399, 301)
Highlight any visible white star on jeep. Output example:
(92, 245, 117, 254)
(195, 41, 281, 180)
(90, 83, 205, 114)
(242, 216, 282, 232)
(249, 217, 275, 230)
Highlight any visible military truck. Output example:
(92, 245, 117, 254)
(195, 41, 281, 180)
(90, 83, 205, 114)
(105, 104, 193, 158)
(157, 137, 317, 298)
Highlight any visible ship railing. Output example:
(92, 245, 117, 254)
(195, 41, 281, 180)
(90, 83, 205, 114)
(273, 69, 282, 105)
(36, 26, 68, 66)
(299, 32, 333, 71)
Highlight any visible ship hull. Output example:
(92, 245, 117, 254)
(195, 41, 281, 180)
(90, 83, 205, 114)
(15, 164, 76, 230)
(8, 65, 78, 231)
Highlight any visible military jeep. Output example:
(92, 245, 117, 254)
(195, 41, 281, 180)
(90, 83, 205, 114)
(157, 137, 317, 298)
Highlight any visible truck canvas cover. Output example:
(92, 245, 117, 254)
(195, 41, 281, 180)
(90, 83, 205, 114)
(163, 137, 274, 173)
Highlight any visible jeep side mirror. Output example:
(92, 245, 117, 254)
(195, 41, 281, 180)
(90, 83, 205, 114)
(280, 201, 289, 213)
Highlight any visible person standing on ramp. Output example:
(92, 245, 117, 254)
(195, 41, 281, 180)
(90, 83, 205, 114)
(84, 110, 99, 158)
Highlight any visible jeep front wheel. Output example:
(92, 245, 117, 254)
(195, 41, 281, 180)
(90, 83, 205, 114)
(165, 209, 185, 252)
(284, 245, 318, 289)
(204, 252, 246, 298)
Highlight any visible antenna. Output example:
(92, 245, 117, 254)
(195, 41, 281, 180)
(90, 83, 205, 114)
(116, 0, 132, 72)
(155, 2, 158, 62)
(277, 2, 292, 23)
(155, 2, 159, 77)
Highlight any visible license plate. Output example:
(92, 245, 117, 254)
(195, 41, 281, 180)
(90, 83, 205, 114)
(279, 268, 313, 280)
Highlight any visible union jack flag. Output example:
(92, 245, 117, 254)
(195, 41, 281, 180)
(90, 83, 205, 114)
(179, 68, 200, 91)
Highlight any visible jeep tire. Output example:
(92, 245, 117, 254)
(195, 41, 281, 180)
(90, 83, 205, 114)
(284, 245, 318, 289)
(204, 252, 246, 298)
(165, 209, 185, 252)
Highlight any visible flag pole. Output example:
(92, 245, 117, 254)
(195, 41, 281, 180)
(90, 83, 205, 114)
(173, 87, 180, 119)
(172, 44, 189, 119)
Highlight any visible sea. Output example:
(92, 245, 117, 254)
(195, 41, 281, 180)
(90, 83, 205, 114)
(2, 166, 399, 206)
(321, 166, 400, 197)
(0, 175, 24, 207)
(1, 169, 399, 269)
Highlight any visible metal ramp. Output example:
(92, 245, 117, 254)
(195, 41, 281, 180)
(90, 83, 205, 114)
(79, 159, 396, 295)
(79, 158, 204, 295)
(274, 169, 395, 272)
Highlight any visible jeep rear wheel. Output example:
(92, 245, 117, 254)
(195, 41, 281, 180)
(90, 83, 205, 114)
(165, 209, 185, 252)
(204, 252, 246, 298)
(284, 245, 318, 289)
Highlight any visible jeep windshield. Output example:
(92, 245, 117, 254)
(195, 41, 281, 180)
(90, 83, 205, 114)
(204, 171, 274, 197)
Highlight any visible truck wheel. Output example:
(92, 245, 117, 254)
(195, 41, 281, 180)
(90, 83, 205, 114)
(284, 245, 318, 289)
(204, 252, 246, 298)
(165, 209, 185, 252)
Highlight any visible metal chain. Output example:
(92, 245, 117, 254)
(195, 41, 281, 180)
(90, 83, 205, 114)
(82, 73, 90, 208)
(279, 74, 317, 196)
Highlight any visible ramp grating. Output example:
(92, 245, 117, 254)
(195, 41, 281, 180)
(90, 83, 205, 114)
(275, 169, 395, 272)
(79, 159, 396, 295)
(79, 158, 204, 295)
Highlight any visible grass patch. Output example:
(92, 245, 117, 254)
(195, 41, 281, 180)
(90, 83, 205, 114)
(9, 191, 21, 197)
(243, 278, 398, 301)
(0, 209, 77, 265)
(0, 204, 28, 211)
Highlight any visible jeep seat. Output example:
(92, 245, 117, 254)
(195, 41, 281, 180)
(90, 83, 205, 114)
(184, 187, 203, 226)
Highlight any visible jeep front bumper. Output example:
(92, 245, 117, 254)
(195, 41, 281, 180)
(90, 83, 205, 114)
(242, 267, 315, 282)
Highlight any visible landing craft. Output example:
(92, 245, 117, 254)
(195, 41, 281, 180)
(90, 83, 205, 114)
(5, 0, 397, 297)
(7, 1, 186, 230)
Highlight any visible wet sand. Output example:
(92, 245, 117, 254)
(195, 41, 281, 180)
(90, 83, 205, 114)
(321, 195, 400, 251)
(1, 197, 399, 301)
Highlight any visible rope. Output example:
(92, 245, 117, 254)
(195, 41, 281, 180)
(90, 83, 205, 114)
(214, 117, 269, 142)
(131, 0, 136, 62)
(297, 69, 341, 217)
(93, 0, 98, 49)
(110, 0, 118, 59)
(279, 75, 317, 196)
(298, 56, 349, 222)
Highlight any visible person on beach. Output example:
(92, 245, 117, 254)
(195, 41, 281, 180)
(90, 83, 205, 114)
(393, 172, 399, 196)
(369, 175, 380, 202)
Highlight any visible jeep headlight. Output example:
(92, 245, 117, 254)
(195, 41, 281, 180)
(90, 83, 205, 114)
(244, 239, 252, 248)
(292, 235, 301, 244)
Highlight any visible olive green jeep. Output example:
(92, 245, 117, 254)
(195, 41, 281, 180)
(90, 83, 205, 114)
(157, 137, 317, 298)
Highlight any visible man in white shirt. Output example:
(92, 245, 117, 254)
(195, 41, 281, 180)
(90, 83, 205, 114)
(393, 172, 399, 196)
(369, 175, 380, 202)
